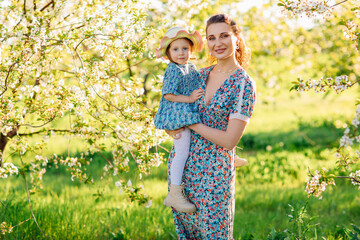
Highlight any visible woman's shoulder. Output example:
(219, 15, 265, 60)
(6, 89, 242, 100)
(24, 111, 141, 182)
(235, 68, 256, 90)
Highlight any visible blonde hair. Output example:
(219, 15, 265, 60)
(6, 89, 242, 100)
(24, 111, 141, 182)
(206, 13, 251, 70)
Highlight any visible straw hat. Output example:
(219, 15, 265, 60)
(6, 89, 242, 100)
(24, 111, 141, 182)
(156, 27, 203, 59)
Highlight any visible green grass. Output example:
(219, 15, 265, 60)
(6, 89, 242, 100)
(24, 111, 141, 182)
(1, 88, 360, 239)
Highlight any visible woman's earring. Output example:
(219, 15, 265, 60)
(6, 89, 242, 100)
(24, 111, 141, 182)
(209, 52, 212, 56)
(236, 45, 239, 50)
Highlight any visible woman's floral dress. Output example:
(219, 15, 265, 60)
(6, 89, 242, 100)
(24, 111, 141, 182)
(167, 65, 256, 239)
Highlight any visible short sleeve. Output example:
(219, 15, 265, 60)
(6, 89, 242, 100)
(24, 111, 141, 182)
(161, 63, 184, 96)
(229, 77, 256, 122)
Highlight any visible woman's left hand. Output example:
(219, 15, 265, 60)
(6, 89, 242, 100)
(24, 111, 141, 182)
(165, 127, 185, 139)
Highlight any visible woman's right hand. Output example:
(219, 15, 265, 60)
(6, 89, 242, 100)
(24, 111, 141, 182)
(165, 127, 185, 139)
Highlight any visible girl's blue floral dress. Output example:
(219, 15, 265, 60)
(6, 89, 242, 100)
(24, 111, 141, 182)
(154, 62, 201, 130)
(168, 65, 256, 239)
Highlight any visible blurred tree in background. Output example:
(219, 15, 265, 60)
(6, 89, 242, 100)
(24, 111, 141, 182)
(278, 0, 360, 198)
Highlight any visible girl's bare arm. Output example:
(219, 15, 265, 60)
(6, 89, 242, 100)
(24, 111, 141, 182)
(164, 89, 203, 103)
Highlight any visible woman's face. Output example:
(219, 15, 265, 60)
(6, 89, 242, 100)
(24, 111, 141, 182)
(168, 38, 191, 65)
(206, 22, 237, 61)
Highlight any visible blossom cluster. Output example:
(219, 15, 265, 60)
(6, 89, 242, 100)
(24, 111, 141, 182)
(279, 0, 333, 18)
(349, 170, 360, 189)
(52, 155, 93, 183)
(27, 155, 49, 192)
(306, 104, 360, 199)
(114, 179, 152, 208)
(340, 105, 360, 147)
(292, 75, 353, 94)
(305, 168, 335, 199)
(334, 150, 359, 170)
(343, 20, 359, 41)
(343, 20, 359, 51)
(0, 222, 13, 235)
(0, 162, 19, 179)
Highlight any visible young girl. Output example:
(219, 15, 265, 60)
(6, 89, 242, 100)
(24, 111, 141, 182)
(154, 27, 203, 213)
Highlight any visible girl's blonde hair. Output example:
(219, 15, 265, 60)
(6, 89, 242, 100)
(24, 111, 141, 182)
(206, 13, 251, 70)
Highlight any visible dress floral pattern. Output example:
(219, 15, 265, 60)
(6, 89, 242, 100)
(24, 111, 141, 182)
(167, 65, 256, 239)
(154, 62, 202, 130)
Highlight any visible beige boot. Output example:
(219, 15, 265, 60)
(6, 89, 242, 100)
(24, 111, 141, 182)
(235, 156, 248, 168)
(163, 184, 196, 213)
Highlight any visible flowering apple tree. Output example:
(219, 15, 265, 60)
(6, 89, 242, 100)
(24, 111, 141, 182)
(0, 0, 168, 209)
(279, 0, 360, 198)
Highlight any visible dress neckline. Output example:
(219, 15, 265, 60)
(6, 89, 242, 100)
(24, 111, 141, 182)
(203, 65, 242, 107)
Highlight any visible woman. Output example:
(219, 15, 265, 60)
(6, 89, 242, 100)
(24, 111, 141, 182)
(166, 13, 256, 239)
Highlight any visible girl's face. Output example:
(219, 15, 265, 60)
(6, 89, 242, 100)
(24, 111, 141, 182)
(168, 38, 191, 65)
(206, 22, 238, 61)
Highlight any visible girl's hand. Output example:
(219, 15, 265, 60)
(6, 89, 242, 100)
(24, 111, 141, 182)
(189, 88, 204, 103)
(165, 128, 185, 139)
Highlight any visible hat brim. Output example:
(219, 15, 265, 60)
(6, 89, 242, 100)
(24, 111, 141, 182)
(156, 30, 203, 59)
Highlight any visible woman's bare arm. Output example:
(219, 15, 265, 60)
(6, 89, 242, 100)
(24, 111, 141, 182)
(188, 119, 247, 150)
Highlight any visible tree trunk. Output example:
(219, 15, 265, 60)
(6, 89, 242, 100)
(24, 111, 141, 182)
(0, 133, 8, 167)
(142, 73, 149, 104)
(0, 125, 19, 167)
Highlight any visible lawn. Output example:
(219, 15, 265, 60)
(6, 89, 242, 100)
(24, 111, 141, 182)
(1, 88, 360, 239)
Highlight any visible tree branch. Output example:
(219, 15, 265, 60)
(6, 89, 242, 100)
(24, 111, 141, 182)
(0, 62, 17, 97)
(85, 108, 126, 141)
(24, 0, 27, 15)
(74, 33, 118, 51)
(308, 168, 360, 184)
(156, 143, 170, 153)
(330, 0, 349, 8)
(2, 114, 58, 139)
(97, 151, 113, 165)
(113, 58, 148, 76)
(73, 48, 129, 116)
(349, 79, 360, 88)
(40, 0, 55, 12)
(57, 69, 76, 74)
(126, 58, 134, 78)
(18, 129, 72, 137)
(20, 155, 53, 239)
(22, 115, 57, 128)
(334, 175, 360, 183)
(49, 22, 84, 31)
(12, 218, 32, 229)
(0, 200, 7, 209)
